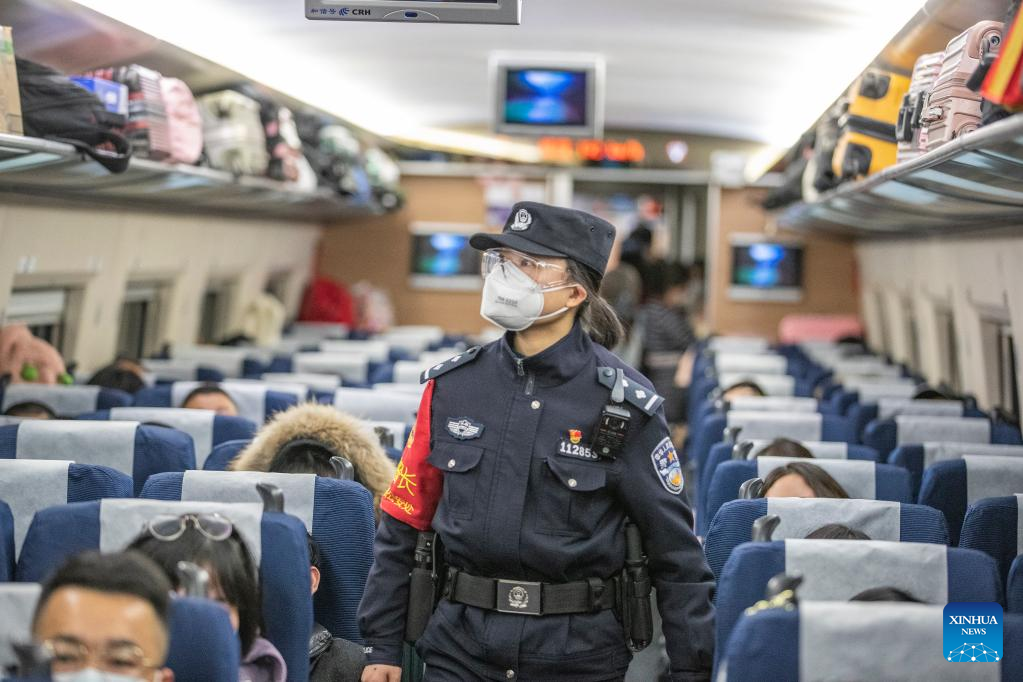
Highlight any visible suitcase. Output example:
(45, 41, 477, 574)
(364, 146, 404, 210)
(89, 65, 172, 161)
(921, 21, 1003, 151)
(832, 69, 910, 181)
(159, 77, 203, 165)
(803, 98, 847, 200)
(197, 90, 269, 176)
(981, 1, 1023, 112)
(896, 52, 943, 163)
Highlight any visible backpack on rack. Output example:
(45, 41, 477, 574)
(295, 112, 371, 200)
(87, 65, 173, 161)
(197, 90, 269, 176)
(16, 57, 132, 173)
(159, 77, 203, 165)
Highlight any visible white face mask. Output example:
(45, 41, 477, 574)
(480, 262, 573, 332)
(53, 669, 153, 682)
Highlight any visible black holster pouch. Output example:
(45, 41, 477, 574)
(405, 531, 444, 643)
(620, 521, 653, 652)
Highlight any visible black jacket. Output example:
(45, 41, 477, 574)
(309, 622, 366, 682)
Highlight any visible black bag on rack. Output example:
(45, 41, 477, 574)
(16, 58, 132, 173)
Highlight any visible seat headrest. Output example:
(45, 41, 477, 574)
(98, 499, 263, 564)
(1, 384, 101, 417)
(718, 373, 795, 396)
(879, 398, 964, 421)
(223, 379, 308, 402)
(318, 340, 389, 363)
(781, 539, 948, 602)
(846, 379, 918, 401)
(708, 337, 769, 353)
(964, 456, 1023, 505)
(727, 412, 823, 442)
(179, 471, 316, 531)
(765, 498, 903, 541)
(729, 396, 817, 413)
(289, 322, 349, 341)
(143, 358, 203, 382)
(0, 583, 41, 672)
(744, 439, 848, 459)
(715, 354, 787, 375)
(333, 388, 419, 423)
(292, 353, 371, 383)
(757, 456, 876, 499)
(922, 442, 1023, 469)
(896, 416, 990, 446)
(111, 407, 216, 464)
(170, 345, 251, 378)
(0, 460, 71, 558)
(393, 360, 431, 384)
(261, 373, 341, 392)
(16, 421, 137, 475)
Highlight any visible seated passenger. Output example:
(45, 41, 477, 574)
(805, 523, 870, 540)
(88, 357, 147, 395)
(307, 534, 366, 681)
(129, 513, 287, 682)
(850, 586, 921, 603)
(229, 403, 395, 514)
(638, 260, 695, 424)
(913, 387, 951, 401)
(762, 462, 849, 499)
(3, 401, 56, 420)
(181, 384, 240, 417)
(756, 437, 814, 459)
(722, 380, 765, 401)
(31, 551, 174, 681)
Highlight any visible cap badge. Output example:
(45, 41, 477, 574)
(569, 429, 583, 445)
(510, 209, 532, 232)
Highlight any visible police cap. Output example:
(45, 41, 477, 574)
(470, 202, 617, 276)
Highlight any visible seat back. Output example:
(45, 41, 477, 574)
(319, 340, 390, 363)
(332, 388, 420, 424)
(0, 584, 40, 673)
(392, 360, 432, 384)
(717, 540, 1000, 660)
(143, 358, 225, 383)
(262, 372, 341, 392)
(222, 379, 310, 403)
(81, 408, 257, 469)
(1009, 555, 1023, 613)
(717, 373, 796, 396)
(292, 353, 371, 384)
(890, 443, 1023, 500)
(0, 385, 131, 418)
(720, 603, 1022, 682)
(865, 415, 1021, 458)
(166, 597, 241, 682)
(134, 382, 298, 424)
(16, 499, 311, 681)
(920, 456, 1023, 545)
(844, 378, 919, 404)
(141, 470, 375, 642)
(702, 457, 911, 535)
(714, 354, 787, 376)
(703, 498, 949, 578)
(708, 337, 769, 353)
(960, 496, 1023, 587)
(727, 396, 818, 413)
(0, 501, 12, 581)
(698, 441, 880, 523)
(848, 398, 972, 440)
(202, 438, 252, 471)
(169, 345, 253, 378)
(0, 422, 192, 495)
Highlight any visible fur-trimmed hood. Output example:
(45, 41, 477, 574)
(229, 402, 396, 511)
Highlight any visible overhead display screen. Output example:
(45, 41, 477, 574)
(728, 238, 805, 302)
(307, 0, 521, 24)
(492, 56, 604, 137)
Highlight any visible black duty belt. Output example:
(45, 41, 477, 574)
(444, 568, 617, 616)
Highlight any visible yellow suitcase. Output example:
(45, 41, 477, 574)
(832, 69, 911, 180)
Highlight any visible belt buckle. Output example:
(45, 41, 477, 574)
(496, 580, 542, 616)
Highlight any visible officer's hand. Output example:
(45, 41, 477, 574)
(362, 664, 402, 682)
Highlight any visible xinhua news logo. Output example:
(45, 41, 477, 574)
(943, 602, 1003, 663)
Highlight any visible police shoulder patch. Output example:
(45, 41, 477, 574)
(596, 366, 665, 416)
(420, 346, 482, 383)
(650, 436, 683, 495)
(447, 417, 484, 440)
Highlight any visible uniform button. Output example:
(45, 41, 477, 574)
(568, 478, 578, 488)
(531, 400, 541, 410)
(447, 459, 456, 468)
(506, 672, 515, 679)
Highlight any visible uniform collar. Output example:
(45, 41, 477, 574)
(500, 319, 593, 386)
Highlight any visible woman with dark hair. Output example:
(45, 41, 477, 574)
(128, 513, 287, 682)
(359, 203, 714, 682)
(805, 523, 870, 540)
(762, 462, 850, 499)
(757, 438, 814, 459)
(182, 384, 240, 417)
(850, 587, 921, 602)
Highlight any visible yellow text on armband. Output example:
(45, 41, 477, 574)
(384, 489, 415, 516)
(393, 461, 418, 497)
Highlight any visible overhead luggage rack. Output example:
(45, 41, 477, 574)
(779, 114, 1023, 237)
(0, 133, 376, 222)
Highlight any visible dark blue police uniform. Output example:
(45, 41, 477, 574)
(358, 203, 715, 681)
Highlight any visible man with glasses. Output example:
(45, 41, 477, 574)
(31, 551, 175, 682)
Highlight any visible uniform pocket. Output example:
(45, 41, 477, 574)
(535, 457, 610, 537)
(428, 444, 486, 520)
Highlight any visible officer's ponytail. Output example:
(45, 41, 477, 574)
(568, 261, 624, 350)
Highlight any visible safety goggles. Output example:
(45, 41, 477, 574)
(146, 513, 233, 542)
(481, 249, 573, 288)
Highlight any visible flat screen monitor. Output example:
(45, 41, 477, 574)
(409, 226, 483, 290)
(728, 237, 804, 302)
(492, 56, 604, 137)
(307, 0, 521, 25)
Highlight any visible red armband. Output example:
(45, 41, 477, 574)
(380, 379, 443, 530)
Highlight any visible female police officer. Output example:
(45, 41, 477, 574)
(359, 202, 715, 682)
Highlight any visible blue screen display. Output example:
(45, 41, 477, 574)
(411, 233, 481, 277)
(730, 243, 803, 289)
(503, 68, 589, 126)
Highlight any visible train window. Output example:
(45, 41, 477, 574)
(117, 283, 164, 359)
(4, 289, 68, 353)
(198, 280, 235, 344)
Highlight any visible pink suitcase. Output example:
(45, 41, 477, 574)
(896, 52, 943, 163)
(159, 77, 203, 165)
(922, 21, 1003, 150)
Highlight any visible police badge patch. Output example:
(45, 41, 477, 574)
(650, 437, 683, 495)
(447, 417, 484, 440)
(510, 208, 533, 231)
